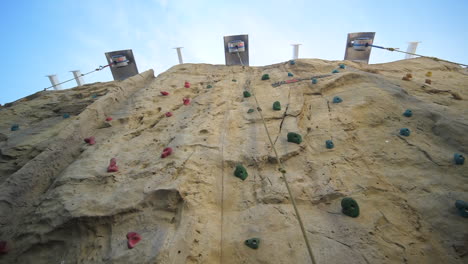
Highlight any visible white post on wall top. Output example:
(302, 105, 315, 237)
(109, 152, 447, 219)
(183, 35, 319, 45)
(174, 47, 184, 64)
(46, 74, 62, 90)
(291, 44, 301, 60)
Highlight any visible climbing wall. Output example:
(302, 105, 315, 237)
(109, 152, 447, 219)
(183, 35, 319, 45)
(0, 58, 467, 264)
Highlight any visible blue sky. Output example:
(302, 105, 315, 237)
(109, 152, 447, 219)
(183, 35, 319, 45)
(1, 0, 467, 104)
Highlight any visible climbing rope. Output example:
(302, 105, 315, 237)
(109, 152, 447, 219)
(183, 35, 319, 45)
(43, 63, 113, 91)
(361, 43, 468, 67)
(236, 51, 244, 66)
(249, 82, 317, 264)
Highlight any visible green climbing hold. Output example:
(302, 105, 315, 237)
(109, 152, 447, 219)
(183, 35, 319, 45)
(288, 72, 293, 77)
(243, 91, 251, 98)
(332, 69, 340, 74)
(232, 79, 237, 82)
(326, 140, 334, 149)
(247, 109, 255, 113)
(290, 60, 296, 65)
(454, 153, 465, 165)
(63, 113, 70, 119)
(10, 124, 19, 131)
(207, 85, 213, 89)
(312, 78, 318, 84)
(399, 128, 411, 137)
(333, 96, 343, 103)
(91, 94, 98, 99)
(273, 101, 281, 111)
(339, 64, 346, 69)
(341, 197, 359, 218)
(287, 132, 302, 144)
(455, 200, 468, 217)
(245, 238, 260, 249)
(234, 165, 248, 181)
(261, 74, 270, 80)
(403, 109, 412, 117)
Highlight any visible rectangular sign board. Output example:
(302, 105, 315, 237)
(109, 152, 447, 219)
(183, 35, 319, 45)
(224, 34, 249, 66)
(344, 32, 376, 64)
(104, 49, 139, 81)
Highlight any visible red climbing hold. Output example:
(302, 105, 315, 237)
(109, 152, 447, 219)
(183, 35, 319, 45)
(161, 147, 173, 158)
(84, 136, 96, 145)
(105, 117, 113, 121)
(183, 98, 190, 105)
(160, 91, 169, 96)
(184, 81, 190, 88)
(107, 158, 119, 172)
(165, 112, 172, 117)
(0, 241, 8, 254)
(126, 232, 142, 249)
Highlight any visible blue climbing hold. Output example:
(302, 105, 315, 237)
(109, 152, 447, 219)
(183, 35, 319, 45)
(339, 64, 346, 69)
(290, 60, 296, 65)
(10, 124, 19, 131)
(312, 78, 318, 84)
(332, 96, 343, 104)
(91, 94, 98, 99)
(454, 153, 465, 165)
(245, 238, 260, 249)
(288, 72, 293, 77)
(63, 113, 70, 119)
(399, 128, 411, 137)
(326, 140, 334, 149)
(332, 69, 339, 74)
(403, 109, 412, 117)
(455, 200, 468, 217)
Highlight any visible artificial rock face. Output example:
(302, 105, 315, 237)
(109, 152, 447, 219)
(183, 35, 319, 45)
(0, 58, 467, 264)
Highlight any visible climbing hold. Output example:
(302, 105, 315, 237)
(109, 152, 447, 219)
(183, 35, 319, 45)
(207, 85, 213, 89)
(326, 140, 334, 149)
(332, 69, 340, 74)
(454, 153, 465, 165)
(287, 132, 302, 144)
(126, 232, 142, 249)
(91, 94, 98, 99)
(0, 241, 8, 254)
(234, 164, 248, 181)
(426, 71, 432, 77)
(247, 108, 254, 113)
(257, 107, 262, 112)
(184, 81, 190, 88)
(455, 200, 468, 218)
(183, 98, 190, 105)
(160, 91, 169, 96)
(399, 128, 411, 137)
(406, 73, 413, 79)
(161, 147, 173, 158)
(341, 197, 359, 217)
(63, 113, 70, 119)
(402, 76, 411, 81)
(84, 136, 96, 145)
(243, 91, 251, 98)
(232, 79, 237, 82)
(165, 112, 172, 117)
(261, 74, 270, 80)
(10, 124, 19, 131)
(288, 72, 293, 77)
(339, 64, 346, 69)
(273, 101, 281, 111)
(312, 78, 318, 84)
(105, 117, 113, 122)
(245, 238, 260, 249)
(403, 109, 412, 117)
(278, 168, 287, 173)
(332, 96, 343, 103)
(425, 79, 432, 85)
(290, 60, 296, 65)
(107, 158, 118, 172)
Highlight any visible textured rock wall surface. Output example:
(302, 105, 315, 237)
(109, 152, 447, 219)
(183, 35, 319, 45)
(0, 58, 467, 264)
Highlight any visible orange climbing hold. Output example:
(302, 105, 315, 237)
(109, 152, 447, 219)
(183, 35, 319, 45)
(425, 79, 432, 84)
(105, 117, 113, 121)
(165, 112, 172, 117)
(84, 136, 96, 145)
(183, 98, 190, 105)
(161, 147, 172, 158)
(107, 158, 119, 172)
(160, 91, 169, 96)
(0, 241, 8, 254)
(126, 232, 142, 249)
(184, 81, 190, 88)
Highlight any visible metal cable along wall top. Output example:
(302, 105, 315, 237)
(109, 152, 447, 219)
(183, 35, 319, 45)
(43, 63, 113, 91)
